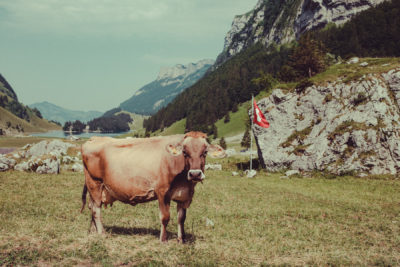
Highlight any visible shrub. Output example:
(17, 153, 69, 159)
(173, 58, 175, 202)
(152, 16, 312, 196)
(219, 137, 227, 150)
(295, 79, 313, 94)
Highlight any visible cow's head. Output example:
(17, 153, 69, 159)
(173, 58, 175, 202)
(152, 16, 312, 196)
(166, 132, 226, 182)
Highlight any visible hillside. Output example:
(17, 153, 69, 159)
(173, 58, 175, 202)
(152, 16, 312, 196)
(120, 59, 214, 115)
(145, 0, 400, 134)
(157, 58, 400, 141)
(0, 75, 60, 135)
(0, 107, 60, 135)
(29, 101, 102, 125)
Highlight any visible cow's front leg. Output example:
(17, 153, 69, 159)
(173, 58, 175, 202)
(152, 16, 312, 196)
(158, 194, 171, 243)
(177, 203, 187, 243)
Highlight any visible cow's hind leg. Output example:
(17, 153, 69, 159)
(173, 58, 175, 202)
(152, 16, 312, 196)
(177, 203, 187, 243)
(88, 195, 104, 234)
(84, 167, 105, 234)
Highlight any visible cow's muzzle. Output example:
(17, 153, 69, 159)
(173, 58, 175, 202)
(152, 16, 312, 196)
(188, 169, 205, 182)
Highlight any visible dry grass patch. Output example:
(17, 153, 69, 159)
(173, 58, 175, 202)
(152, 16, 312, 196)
(1, 170, 400, 266)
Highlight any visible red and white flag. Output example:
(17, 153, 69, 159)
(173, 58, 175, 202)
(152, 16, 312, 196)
(253, 100, 270, 128)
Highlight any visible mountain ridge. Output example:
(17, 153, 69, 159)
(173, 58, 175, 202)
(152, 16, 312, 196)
(29, 101, 103, 125)
(119, 59, 214, 115)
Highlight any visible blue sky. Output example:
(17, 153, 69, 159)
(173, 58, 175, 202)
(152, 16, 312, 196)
(0, 0, 256, 112)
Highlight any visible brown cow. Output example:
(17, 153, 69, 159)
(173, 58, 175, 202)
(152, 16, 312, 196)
(80, 132, 225, 242)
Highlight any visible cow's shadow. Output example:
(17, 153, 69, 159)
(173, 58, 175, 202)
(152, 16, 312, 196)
(104, 225, 196, 244)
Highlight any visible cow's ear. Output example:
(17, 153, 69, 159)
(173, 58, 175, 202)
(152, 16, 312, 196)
(207, 144, 226, 158)
(166, 143, 183, 156)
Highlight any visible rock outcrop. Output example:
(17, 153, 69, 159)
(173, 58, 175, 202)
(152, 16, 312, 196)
(253, 67, 400, 175)
(216, 0, 386, 65)
(1, 140, 82, 174)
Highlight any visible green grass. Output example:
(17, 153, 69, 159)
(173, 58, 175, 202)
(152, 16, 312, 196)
(215, 104, 249, 138)
(0, 136, 52, 148)
(311, 57, 400, 85)
(158, 119, 187, 136)
(1, 169, 399, 266)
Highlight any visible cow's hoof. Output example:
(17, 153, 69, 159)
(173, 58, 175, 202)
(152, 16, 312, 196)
(177, 237, 185, 244)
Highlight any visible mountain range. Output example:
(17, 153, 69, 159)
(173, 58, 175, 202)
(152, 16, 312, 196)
(119, 59, 214, 115)
(29, 101, 103, 125)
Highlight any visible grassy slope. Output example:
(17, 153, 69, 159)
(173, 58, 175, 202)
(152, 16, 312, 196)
(115, 111, 149, 132)
(0, 107, 60, 133)
(0, 170, 399, 266)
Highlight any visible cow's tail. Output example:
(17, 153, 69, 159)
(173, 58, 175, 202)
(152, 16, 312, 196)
(80, 183, 88, 213)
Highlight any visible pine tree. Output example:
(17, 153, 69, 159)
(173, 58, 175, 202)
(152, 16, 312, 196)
(219, 137, 227, 150)
(241, 128, 251, 149)
(224, 113, 230, 123)
(290, 34, 327, 78)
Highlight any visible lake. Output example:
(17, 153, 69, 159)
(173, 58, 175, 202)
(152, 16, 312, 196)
(31, 130, 131, 139)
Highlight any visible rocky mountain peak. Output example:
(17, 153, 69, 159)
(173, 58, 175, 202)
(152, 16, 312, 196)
(120, 59, 214, 115)
(216, 0, 387, 66)
(157, 59, 214, 81)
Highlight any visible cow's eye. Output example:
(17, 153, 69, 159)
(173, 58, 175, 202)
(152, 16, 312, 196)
(202, 151, 208, 157)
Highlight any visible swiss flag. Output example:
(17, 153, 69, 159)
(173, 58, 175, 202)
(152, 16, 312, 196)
(253, 100, 270, 128)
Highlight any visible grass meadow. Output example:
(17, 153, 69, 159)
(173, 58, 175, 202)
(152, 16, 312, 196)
(1, 169, 400, 266)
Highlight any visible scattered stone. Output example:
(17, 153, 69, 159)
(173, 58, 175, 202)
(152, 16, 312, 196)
(3, 139, 80, 174)
(205, 164, 222, 171)
(25, 140, 74, 158)
(66, 135, 80, 141)
(359, 62, 369, 67)
(232, 171, 239, 176)
(347, 57, 359, 64)
(14, 161, 29, 172)
(245, 169, 257, 178)
(71, 163, 84, 173)
(36, 158, 60, 174)
(225, 149, 236, 157)
(62, 156, 74, 164)
(0, 155, 16, 171)
(285, 170, 300, 177)
(205, 218, 214, 227)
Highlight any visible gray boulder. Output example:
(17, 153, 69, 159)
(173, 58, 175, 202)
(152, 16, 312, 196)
(71, 163, 84, 173)
(253, 68, 400, 175)
(36, 158, 60, 174)
(25, 140, 74, 158)
(0, 155, 16, 171)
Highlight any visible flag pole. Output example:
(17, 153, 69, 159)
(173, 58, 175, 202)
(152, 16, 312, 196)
(250, 95, 254, 172)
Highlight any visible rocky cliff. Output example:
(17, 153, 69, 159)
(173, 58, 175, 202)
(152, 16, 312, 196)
(216, 0, 387, 65)
(253, 65, 400, 176)
(120, 59, 214, 115)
